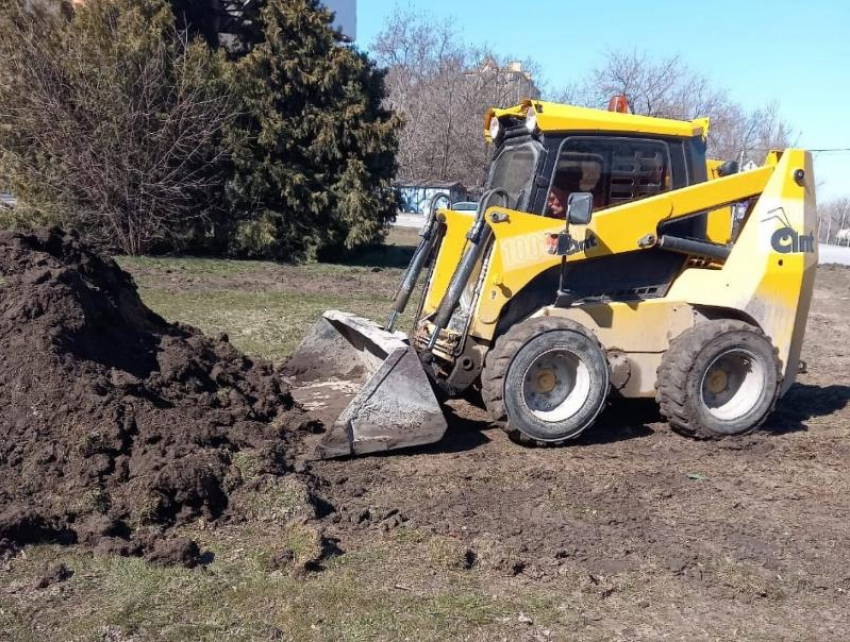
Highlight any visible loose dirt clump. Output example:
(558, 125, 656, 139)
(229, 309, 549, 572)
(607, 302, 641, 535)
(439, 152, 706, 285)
(0, 228, 313, 564)
(32, 563, 73, 590)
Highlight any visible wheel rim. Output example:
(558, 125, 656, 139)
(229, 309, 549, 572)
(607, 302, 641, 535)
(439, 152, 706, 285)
(700, 349, 766, 422)
(521, 349, 591, 423)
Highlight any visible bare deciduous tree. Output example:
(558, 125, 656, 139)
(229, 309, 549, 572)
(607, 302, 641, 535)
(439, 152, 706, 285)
(819, 197, 850, 246)
(0, 0, 235, 255)
(375, 11, 798, 190)
(581, 49, 795, 164)
(372, 8, 539, 189)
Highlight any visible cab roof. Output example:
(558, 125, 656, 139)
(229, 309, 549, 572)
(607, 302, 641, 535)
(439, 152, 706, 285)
(485, 99, 709, 141)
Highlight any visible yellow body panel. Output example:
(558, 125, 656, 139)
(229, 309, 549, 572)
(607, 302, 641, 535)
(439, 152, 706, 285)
(485, 99, 707, 141)
(538, 300, 699, 397)
(420, 151, 816, 395)
(707, 159, 725, 178)
(539, 300, 697, 352)
(666, 150, 817, 392)
(422, 210, 476, 312)
(705, 207, 733, 244)
(465, 163, 775, 332)
(705, 159, 734, 243)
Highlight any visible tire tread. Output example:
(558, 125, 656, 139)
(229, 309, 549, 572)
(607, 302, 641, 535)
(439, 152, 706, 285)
(481, 316, 607, 447)
(655, 319, 782, 439)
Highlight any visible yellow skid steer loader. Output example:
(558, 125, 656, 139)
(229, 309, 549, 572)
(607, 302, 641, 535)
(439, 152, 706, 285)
(285, 99, 817, 458)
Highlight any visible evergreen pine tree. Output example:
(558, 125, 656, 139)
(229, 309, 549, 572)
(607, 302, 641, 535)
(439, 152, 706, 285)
(224, 0, 401, 260)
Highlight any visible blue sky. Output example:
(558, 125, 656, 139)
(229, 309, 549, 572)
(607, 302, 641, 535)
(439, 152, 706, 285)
(354, 0, 849, 202)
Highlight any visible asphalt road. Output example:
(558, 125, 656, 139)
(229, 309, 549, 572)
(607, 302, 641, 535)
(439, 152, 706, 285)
(819, 244, 850, 266)
(394, 213, 427, 229)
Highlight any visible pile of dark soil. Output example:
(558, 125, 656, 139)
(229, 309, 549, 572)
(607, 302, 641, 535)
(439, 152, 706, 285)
(0, 228, 312, 565)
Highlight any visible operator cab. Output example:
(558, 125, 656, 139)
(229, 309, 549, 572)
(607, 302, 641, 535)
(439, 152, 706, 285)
(484, 100, 715, 303)
(484, 99, 710, 240)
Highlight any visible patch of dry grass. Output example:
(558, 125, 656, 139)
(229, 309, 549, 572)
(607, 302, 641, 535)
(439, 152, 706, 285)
(0, 530, 569, 642)
(119, 227, 425, 362)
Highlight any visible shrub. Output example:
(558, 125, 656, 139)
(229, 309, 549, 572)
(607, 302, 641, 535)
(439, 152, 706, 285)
(0, 0, 234, 255)
(0, 0, 402, 260)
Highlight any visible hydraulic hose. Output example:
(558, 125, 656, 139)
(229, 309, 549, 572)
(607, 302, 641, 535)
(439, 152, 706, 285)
(424, 188, 508, 352)
(657, 234, 732, 261)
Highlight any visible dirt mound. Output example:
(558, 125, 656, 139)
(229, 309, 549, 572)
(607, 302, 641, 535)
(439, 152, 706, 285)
(0, 228, 312, 564)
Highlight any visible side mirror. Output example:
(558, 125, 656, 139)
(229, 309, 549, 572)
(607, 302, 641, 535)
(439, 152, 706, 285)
(717, 160, 739, 177)
(567, 192, 594, 225)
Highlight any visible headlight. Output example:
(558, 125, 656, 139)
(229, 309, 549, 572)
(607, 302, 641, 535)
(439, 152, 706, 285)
(525, 106, 538, 133)
(489, 116, 503, 141)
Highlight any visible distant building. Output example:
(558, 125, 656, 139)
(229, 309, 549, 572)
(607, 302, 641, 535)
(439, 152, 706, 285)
(0, 193, 17, 210)
(396, 181, 468, 215)
(468, 57, 540, 100)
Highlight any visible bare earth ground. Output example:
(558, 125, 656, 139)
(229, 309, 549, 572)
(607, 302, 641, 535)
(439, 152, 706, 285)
(1, 231, 849, 641)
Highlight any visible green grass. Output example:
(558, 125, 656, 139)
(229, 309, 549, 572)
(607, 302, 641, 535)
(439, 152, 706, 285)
(120, 255, 282, 276)
(119, 227, 421, 278)
(343, 226, 420, 269)
(0, 534, 569, 642)
(119, 227, 425, 362)
(140, 282, 394, 362)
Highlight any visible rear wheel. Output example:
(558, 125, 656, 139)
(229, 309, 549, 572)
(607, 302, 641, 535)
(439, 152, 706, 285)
(656, 319, 781, 439)
(482, 317, 610, 446)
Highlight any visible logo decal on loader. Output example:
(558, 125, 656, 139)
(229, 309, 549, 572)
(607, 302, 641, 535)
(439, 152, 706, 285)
(564, 231, 598, 256)
(545, 231, 599, 256)
(762, 208, 815, 254)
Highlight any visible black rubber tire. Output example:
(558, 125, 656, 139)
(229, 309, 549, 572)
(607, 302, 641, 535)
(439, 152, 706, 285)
(656, 319, 782, 439)
(481, 317, 610, 446)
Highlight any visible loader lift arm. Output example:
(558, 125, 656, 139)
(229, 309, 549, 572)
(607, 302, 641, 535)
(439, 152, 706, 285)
(576, 164, 774, 259)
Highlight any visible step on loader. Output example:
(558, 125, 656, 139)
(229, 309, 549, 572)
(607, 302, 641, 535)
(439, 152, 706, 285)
(284, 99, 818, 458)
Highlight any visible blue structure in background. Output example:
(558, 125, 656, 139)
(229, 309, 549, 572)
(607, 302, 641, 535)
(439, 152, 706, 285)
(0, 193, 16, 209)
(396, 181, 468, 215)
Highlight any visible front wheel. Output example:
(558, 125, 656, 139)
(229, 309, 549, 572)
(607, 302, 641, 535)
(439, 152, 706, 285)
(656, 319, 782, 439)
(482, 317, 610, 446)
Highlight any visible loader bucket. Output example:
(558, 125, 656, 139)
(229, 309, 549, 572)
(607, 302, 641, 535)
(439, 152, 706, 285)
(283, 310, 448, 459)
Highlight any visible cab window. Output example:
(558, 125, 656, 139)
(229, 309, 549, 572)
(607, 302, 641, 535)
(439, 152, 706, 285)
(544, 137, 673, 219)
(487, 140, 542, 211)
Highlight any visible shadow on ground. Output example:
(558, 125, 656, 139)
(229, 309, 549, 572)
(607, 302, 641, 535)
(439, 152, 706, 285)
(394, 398, 659, 457)
(336, 243, 417, 270)
(353, 383, 849, 460)
(582, 400, 658, 445)
(768, 383, 850, 434)
(340, 402, 493, 461)
(431, 404, 495, 453)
